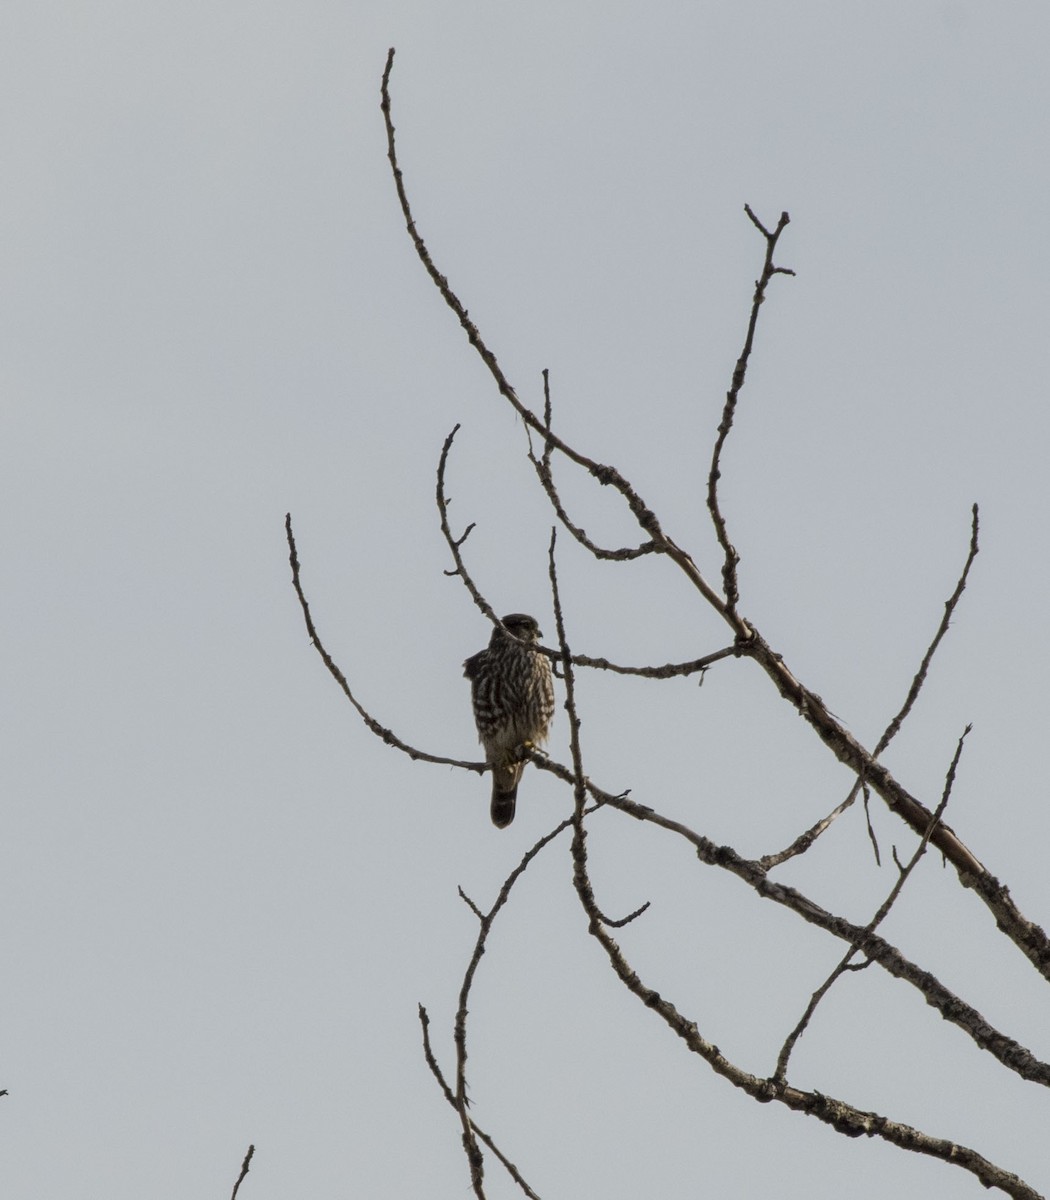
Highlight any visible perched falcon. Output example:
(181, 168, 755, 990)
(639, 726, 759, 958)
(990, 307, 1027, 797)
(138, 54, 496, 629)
(463, 613, 555, 828)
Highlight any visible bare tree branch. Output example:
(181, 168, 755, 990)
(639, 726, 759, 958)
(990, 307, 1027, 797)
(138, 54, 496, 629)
(737, 625, 1050, 977)
(527, 753, 1050, 1089)
(286, 512, 487, 775)
(571, 646, 737, 679)
(229, 1145, 254, 1200)
(437, 424, 734, 679)
(760, 503, 980, 869)
(525, 369, 658, 561)
(874, 504, 981, 758)
(289, 354, 1050, 1114)
(381, 49, 731, 622)
(589, 943, 1040, 1198)
(759, 777, 865, 871)
(319, 52, 1050, 1197)
(449, 811, 591, 1197)
(540, 556, 1040, 1197)
(707, 206, 793, 614)
(595, 898, 651, 928)
(434, 424, 503, 634)
(774, 726, 972, 1082)
(379, 51, 1050, 976)
(418, 1006, 542, 1200)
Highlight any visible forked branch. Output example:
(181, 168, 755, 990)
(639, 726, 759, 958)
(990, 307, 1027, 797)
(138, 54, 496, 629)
(706, 206, 794, 614)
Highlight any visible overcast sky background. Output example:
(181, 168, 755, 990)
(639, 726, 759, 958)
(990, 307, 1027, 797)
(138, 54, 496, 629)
(3, 2, 1049, 1197)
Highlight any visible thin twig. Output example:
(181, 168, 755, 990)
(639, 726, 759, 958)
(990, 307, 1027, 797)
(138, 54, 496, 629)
(458, 886, 485, 922)
(435, 425, 503, 630)
(418, 1007, 543, 1200)
(759, 778, 865, 871)
(526, 370, 658, 561)
(861, 782, 882, 866)
(706, 207, 793, 615)
(773, 727, 972, 1082)
(230, 1145, 254, 1200)
(572, 645, 737, 678)
(596, 899, 651, 928)
(286, 513, 487, 775)
(449, 812, 588, 1198)
(760, 505, 980, 870)
(873, 505, 980, 757)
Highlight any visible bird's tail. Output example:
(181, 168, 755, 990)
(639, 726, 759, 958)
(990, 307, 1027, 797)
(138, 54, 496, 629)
(490, 761, 524, 828)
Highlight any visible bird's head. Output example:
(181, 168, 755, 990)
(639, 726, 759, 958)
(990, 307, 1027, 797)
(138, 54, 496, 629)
(497, 613, 543, 642)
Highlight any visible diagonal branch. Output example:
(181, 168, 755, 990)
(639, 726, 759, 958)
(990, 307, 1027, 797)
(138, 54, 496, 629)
(759, 776, 865, 871)
(760, 504, 981, 869)
(381, 48, 730, 622)
(229, 1145, 254, 1200)
(527, 752, 1050, 1089)
(601, 943, 1039, 1197)
(418, 1006, 542, 1200)
(739, 627, 1050, 979)
(774, 726, 971, 1082)
(873, 504, 980, 758)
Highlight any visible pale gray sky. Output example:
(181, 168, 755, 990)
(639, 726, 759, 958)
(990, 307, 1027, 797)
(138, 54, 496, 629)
(3, 3, 1049, 1197)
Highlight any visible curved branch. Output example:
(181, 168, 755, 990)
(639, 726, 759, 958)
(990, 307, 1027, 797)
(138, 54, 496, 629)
(434, 424, 504, 630)
(526, 369, 658, 561)
(381, 49, 730, 621)
(286, 513, 487, 775)
(759, 778, 864, 871)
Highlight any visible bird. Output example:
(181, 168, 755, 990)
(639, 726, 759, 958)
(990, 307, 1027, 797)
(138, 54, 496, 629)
(463, 613, 555, 828)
